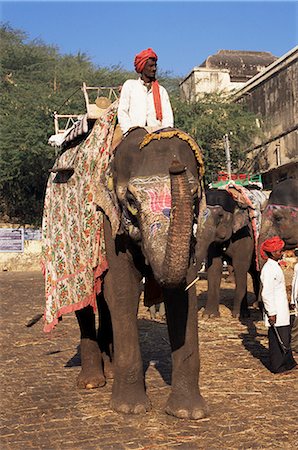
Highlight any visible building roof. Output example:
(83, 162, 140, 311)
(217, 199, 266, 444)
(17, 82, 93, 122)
(199, 50, 278, 82)
(232, 45, 298, 99)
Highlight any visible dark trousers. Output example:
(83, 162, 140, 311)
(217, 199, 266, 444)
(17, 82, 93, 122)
(290, 315, 298, 353)
(268, 325, 297, 373)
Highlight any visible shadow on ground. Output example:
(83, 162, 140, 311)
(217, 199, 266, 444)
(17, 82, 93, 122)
(64, 318, 172, 385)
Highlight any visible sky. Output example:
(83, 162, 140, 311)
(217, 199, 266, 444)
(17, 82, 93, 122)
(0, 1, 297, 77)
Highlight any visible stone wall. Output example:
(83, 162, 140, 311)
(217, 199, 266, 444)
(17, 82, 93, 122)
(234, 46, 298, 185)
(0, 239, 42, 272)
(180, 68, 245, 101)
(0, 224, 42, 272)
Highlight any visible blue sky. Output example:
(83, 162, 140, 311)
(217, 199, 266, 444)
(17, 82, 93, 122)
(1, 1, 297, 77)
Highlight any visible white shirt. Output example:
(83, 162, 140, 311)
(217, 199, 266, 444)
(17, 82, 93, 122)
(261, 258, 290, 327)
(291, 262, 298, 313)
(117, 78, 174, 134)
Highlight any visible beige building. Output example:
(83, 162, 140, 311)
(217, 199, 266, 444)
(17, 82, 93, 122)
(180, 49, 277, 101)
(180, 47, 297, 188)
(233, 46, 298, 188)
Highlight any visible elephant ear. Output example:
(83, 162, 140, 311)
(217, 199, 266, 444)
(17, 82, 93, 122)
(232, 207, 250, 233)
(93, 160, 121, 238)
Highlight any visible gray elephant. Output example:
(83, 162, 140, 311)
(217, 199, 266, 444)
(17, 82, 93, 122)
(196, 189, 260, 319)
(259, 178, 298, 254)
(76, 127, 207, 420)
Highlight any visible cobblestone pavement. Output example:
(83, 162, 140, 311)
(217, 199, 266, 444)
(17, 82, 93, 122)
(0, 271, 297, 449)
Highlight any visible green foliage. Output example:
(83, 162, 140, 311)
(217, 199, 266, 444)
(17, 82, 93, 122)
(0, 24, 259, 225)
(173, 93, 260, 184)
(0, 24, 135, 225)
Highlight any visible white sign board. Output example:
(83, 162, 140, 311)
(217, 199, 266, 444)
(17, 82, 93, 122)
(24, 229, 42, 241)
(0, 228, 24, 252)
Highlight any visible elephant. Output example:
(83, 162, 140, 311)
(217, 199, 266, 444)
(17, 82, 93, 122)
(75, 127, 207, 420)
(196, 189, 260, 319)
(259, 178, 298, 254)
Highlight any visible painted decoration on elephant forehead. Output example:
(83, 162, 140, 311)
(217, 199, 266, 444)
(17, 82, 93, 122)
(264, 204, 298, 218)
(146, 188, 171, 217)
(150, 222, 162, 237)
(130, 176, 171, 218)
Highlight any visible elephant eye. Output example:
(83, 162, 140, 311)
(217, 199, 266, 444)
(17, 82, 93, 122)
(274, 214, 283, 222)
(126, 191, 138, 208)
(125, 190, 140, 219)
(215, 212, 224, 226)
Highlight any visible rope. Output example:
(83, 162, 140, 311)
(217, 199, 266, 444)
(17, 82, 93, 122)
(53, 87, 82, 115)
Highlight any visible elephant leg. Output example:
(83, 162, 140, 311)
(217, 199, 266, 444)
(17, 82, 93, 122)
(97, 293, 114, 379)
(163, 267, 207, 420)
(204, 254, 223, 318)
(75, 306, 106, 389)
(232, 259, 250, 319)
(249, 262, 261, 308)
(103, 218, 150, 415)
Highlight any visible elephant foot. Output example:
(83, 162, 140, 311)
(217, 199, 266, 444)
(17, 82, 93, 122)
(232, 310, 250, 319)
(102, 353, 114, 380)
(165, 392, 208, 420)
(111, 380, 151, 415)
(203, 309, 220, 319)
(77, 339, 106, 389)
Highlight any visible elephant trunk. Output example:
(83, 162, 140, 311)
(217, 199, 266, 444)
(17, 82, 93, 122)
(161, 160, 193, 286)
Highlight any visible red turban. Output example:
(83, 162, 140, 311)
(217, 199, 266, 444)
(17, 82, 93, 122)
(134, 48, 163, 122)
(134, 48, 158, 73)
(260, 236, 285, 260)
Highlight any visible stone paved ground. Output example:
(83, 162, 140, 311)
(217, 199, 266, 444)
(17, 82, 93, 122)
(0, 271, 297, 449)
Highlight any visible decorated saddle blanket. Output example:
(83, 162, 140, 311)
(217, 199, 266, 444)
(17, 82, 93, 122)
(41, 101, 118, 332)
(223, 181, 268, 270)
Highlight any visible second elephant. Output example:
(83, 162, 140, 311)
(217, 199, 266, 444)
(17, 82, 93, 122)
(196, 189, 260, 318)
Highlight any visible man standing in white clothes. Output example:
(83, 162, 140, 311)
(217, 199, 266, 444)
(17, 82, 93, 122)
(290, 249, 298, 352)
(117, 48, 174, 134)
(260, 236, 297, 374)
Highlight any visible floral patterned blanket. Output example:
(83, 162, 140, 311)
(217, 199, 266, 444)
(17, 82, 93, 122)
(41, 102, 118, 332)
(223, 182, 268, 270)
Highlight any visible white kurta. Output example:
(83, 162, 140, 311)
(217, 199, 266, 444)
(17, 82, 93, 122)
(291, 262, 298, 313)
(261, 258, 290, 327)
(117, 78, 174, 134)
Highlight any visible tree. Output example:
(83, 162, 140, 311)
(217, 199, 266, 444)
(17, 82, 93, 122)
(173, 93, 260, 184)
(0, 24, 260, 225)
(0, 25, 137, 225)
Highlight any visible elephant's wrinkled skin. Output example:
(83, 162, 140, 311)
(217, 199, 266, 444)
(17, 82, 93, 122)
(76, 127, 207, 420)
(196, 189, 260, 319)
(259, 179, 298, 256)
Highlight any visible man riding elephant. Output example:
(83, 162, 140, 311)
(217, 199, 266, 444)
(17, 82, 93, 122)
(117, 47, 174, 316)
(117, 48, 174, 134)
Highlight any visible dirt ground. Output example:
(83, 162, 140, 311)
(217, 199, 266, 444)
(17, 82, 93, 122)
(0, 270, 297, 450)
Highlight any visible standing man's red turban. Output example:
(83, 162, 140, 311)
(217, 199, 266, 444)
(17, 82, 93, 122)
(134, 48, 162, 122)
(260, 236, 285, 260)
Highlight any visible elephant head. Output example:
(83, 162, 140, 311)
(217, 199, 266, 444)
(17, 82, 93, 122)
(196, 189, 250, 265)
(259, 178, 298, 252)
(108, 127, 204, 287)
